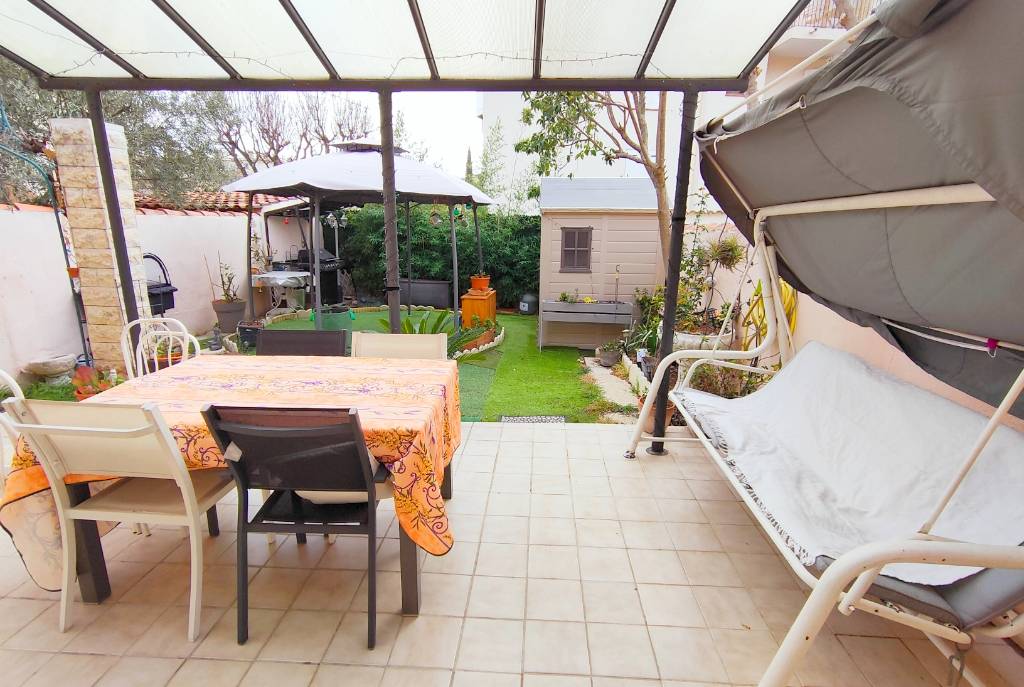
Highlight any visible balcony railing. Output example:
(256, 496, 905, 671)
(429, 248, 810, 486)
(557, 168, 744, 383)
(794, 0, 880, 29)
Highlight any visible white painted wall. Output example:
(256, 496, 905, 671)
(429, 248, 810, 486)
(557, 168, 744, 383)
(0, 207, 84, 383)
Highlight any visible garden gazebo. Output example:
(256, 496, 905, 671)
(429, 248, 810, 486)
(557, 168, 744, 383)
(0, 0, 816, 446)
(223, 139, 494, 330)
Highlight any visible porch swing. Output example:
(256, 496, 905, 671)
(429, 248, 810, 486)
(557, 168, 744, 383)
(628, 1, 1024, 685)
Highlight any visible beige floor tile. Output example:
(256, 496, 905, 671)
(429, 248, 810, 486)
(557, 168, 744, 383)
(686, 480, 738, 502)
(648, 626, 728, 683)
(265, 537, 329, 569)
(113, 528, 185, 563)
(614, 498, 664, 522)
(618, 524, 675, 552)
(628, 549, 688, 585)
(575, 519, 625, 548)
(344, 569, 403, 613)
(64, 603, 165, 655)
(477, 543, 528, 577)
(524, 620, 590, 675)
(487, 493, 531, 517)
(973, 643, 1024, 687)
(572, 497, 618, 520)
(839, 636, 941, 687)
(173, 565, 251, 609)
(656, 499, 707, 523)
(750, 589, 807, 632)
(692, 586, 766, 631)
(666, 523, 722, 552)
(239, 661, 316, 687)
(0, 648, 56, 687)
(458, 472, 494, 492)
(728, 553, 799, 590)
(164, 532, 237, 566)
(789, 631, 869, 687)
(22, 652, 118, 687)
(528, 545, 580, 580)
(572, 476, 613, 497)
(259, 609, 341, 663)
(95, 656, 183, 687)
(491, 473, 532, 494)
(2, 601, 105, 652)
(636, 584, 705, 627)
(194, 608, 284, 661)
(610, 478, 652, 499)
(291, 569, 363, 612)
(452, 670, 521, 687)
(534, 459, 569, 476)
(423, 541, 478, 575)
(531, 517, 578, 545)
(127, 604, 225, 657)
(579, 547, 634, 582)
(118, 563, 192, 607)
(167, 658, 250, 687)
(569, 459, 607, 476)
(482, 516, 530, 544)
(420, 572, 471, 616)
(382, 666, 452, 686)
(0, 557, 32, 597)
(527, 578, 585, 621)
(457, 617, 524, 673)
(243, 567, 311, 609)
(591, 679, 663, 687)
(311, 664, 384, 685)
(0, 599, 51, 644)
(322, 612, 401, 666)
(313, 534, 371, 570)
(388, 615, 462, 669)
(215, 536, 279, 568)
(699, 501, 753, 526)
(531, 494, 574, 518)
(587, 623, 658, 679)
(712, 525, 773, 555)
(677, 551, 742, 587)
(582, 581, 645, 625)
(467, 576, 527, 619)
(523, 676, 592, 686)
(711, 628, 780, 685)
(448, 491, 490, 514)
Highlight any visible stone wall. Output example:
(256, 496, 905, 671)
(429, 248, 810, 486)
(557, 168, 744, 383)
(49, 118, 151, 373)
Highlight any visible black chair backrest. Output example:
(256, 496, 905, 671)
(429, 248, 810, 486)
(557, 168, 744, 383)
(256, 329, 348, 356)
(202, 405, 373, 494)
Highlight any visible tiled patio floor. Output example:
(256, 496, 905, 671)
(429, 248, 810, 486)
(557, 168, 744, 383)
(1, 422, 1022, 686)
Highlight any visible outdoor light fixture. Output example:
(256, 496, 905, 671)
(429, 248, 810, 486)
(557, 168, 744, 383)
(338, 215, 348, 229)
(429, 211, 442, 226)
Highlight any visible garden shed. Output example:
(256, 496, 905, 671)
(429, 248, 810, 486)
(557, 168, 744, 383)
(538, 178, 665, 348)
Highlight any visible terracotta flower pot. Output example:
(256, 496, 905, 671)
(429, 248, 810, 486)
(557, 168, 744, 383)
(212, 299, 247, 334)
(470, 275, 490, 291)
(639, 396, 676, 434)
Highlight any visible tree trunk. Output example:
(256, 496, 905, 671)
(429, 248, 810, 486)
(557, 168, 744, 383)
(653, 179, 673, 266)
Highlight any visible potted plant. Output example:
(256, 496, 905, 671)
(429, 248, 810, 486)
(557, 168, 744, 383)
(236, 320, 263, 350)
(597, 339, 623, 367)
(71, 366, 123, 401)
(470, 273, 490, 291)
(211, 259, 247, 334)
(636, 362, 678, 433)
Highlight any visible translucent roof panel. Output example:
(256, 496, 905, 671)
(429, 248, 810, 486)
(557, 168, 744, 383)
(649, 0, 797, 78)
(542, 0, 665, 78)
(418, 0, 534, 79)
(0, 2, 129, 78)
(45, 0, 225, 78)
(292, 0, 430, 79)
(166, 0, 329, 79)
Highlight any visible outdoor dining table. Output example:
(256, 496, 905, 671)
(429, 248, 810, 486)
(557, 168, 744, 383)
(1, 354, 461, 615)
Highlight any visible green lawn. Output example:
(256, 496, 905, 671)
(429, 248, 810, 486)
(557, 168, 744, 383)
(479, 314, 606, 423)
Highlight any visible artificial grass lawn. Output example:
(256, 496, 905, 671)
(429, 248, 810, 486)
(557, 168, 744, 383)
(481, 314, 605, 423)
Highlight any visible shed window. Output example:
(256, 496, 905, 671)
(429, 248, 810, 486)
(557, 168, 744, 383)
(560, 227, 592, 272)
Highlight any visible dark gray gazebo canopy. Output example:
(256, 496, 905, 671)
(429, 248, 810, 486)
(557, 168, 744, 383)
(699, 0, 1024, 414)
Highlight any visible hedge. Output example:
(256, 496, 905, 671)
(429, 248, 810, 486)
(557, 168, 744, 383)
(332, 205, 539, 308)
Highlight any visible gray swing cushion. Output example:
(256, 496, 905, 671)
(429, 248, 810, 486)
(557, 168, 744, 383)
(814, 551, 1024, 630)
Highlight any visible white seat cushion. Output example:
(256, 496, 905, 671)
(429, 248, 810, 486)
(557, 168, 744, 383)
(295, 480, 394, 504)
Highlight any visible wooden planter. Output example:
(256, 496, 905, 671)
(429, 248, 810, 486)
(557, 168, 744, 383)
(538, 300, 632, 349)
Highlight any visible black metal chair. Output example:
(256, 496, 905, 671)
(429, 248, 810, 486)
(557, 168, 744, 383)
(202, 405, 389, 648)
(255, 329, 348, 356)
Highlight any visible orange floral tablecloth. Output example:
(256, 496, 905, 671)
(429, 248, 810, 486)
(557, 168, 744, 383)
(1, 355, 460, 590)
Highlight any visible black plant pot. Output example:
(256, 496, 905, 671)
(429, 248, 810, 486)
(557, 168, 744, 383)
(237, 323, 262, 350)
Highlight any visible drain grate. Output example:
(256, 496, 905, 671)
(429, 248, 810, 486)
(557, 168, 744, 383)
(499, 415, 566, 423)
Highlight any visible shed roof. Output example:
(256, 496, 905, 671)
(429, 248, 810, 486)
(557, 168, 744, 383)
(539, 177, 658, 211)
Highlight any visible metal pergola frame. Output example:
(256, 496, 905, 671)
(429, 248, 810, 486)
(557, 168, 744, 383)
(1, 0, 812, 448)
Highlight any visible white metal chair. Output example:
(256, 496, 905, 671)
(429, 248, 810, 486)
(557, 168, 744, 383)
(0, 368, 25, 489)
(121, 318, 202, 379)
(350, 332, 447, 360)
(1, 398, 234, 641)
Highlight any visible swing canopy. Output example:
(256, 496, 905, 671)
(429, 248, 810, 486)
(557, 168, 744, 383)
(697, 0, 1024, 415)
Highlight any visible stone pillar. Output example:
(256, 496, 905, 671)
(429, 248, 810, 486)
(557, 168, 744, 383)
(49, 119, 151, 374)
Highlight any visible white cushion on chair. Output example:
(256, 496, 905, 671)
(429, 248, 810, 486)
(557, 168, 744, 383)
(295, 480, 394, 504)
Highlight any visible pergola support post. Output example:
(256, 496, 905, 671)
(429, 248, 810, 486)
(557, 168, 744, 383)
(448, 204, 460, 333)
(85, 90, 140, 345)
(311, 193, 323, 330)
(651, 89, 698, 455)
(244, 192, 254, 321)
(405, 200, 413, 315)
(379, 90, 401, 333)
(472, 204, 483, 275)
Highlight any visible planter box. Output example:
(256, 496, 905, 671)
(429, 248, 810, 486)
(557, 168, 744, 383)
(538, 300, 632, 349)
(399, 279, 452, 309)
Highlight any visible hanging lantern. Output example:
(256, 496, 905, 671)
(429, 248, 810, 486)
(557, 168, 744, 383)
(429, 211, 443, 226)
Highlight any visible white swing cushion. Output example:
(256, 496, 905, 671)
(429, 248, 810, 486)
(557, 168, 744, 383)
(674, 341, 1024, 585)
